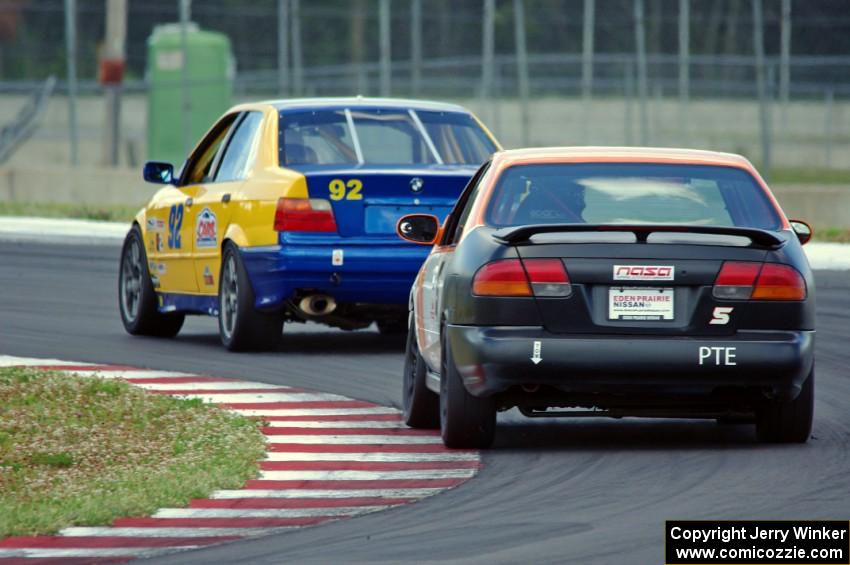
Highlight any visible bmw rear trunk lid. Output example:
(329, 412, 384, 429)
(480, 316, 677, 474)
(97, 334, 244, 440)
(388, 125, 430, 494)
(296, 165, 477, 237)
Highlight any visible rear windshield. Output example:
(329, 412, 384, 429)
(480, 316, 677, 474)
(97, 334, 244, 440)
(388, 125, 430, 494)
(279, 108, 496, 167)
(486, 163, 783, 231)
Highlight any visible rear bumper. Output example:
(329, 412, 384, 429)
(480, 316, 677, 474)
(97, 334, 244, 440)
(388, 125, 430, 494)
(240, 236, 428, 309)
(446, 325, 815, 401)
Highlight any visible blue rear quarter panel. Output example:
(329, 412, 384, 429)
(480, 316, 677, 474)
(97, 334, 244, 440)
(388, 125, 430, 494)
(241, 164, 478, 309)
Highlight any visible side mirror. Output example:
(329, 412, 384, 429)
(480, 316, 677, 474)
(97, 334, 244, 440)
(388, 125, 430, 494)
(143, 161, 174, 185)
(789, 219, 813, 245)
(397, 214, 440, 245)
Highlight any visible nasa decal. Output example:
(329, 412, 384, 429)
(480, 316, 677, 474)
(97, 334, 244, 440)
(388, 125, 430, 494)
(195, 208, 218, 248)
(613, 265, 674, 281)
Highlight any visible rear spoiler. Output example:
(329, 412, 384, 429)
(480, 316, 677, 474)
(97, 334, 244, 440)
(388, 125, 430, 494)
(492, 224, 785, 248)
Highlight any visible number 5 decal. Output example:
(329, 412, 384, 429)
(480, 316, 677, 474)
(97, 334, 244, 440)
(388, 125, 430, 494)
(329, 178, 363, 201)
(168, 203, 183, 249)
(710, 306, 734, 325)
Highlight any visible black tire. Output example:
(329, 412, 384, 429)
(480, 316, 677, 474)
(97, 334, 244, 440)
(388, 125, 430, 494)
(755, 368, 814, 443)
(440, 331, 496, 448)
(118, 225, 184, 337)
(402, 317, 439, 429)
(218, 242, 283, 352)
(377, 317, 408, 335)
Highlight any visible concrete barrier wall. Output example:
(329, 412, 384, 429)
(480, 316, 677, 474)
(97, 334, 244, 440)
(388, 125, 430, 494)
(0, 165, 154, 208)
(0, 165, 847, 228)
(772, 185, 850, 228)
(4, 94, 850, 172)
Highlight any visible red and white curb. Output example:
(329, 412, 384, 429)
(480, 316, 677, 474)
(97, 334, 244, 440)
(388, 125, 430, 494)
(0, 356, 479, 562)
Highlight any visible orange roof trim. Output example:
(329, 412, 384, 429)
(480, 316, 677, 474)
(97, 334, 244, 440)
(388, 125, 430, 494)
(460, 146, 788, 239)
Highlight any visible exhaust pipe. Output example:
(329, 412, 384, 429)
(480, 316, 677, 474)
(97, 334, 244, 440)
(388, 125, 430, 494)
(521, 384, 540, 393)
(299, 294, 337, 316)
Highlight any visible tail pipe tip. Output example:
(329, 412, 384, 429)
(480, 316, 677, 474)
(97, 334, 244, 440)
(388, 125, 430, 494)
(299, 294, 337, 316)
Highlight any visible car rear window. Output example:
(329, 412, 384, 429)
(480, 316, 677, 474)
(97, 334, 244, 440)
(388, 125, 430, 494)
(279, 108, 497, 167)
(417, 111, 496, 165)
(486, 163, 783, 231)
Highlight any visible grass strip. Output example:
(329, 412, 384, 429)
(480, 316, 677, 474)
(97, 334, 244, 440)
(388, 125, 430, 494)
(814, 227, 850, 243)
(768, 167, 850, 185)
(0, 367, 266, 538)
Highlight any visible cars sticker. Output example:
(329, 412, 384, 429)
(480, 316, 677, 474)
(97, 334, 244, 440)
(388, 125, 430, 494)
(146, 218, 165, 232)
(332, 249, 344, 266)
(328, 178, 363, 201)
(195, 208, 217, 248)
(155, 232, 163, 253)
(203, 265, 214, 286)
(710, 306, 734, 325)
(168, 204, 183, 249)
(699, 346, 737, 366)
(613, 265, 674, 281)
(530, 340, 542, 365)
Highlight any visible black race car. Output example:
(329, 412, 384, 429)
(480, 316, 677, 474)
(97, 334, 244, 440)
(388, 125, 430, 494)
(397, 147, 815, 448)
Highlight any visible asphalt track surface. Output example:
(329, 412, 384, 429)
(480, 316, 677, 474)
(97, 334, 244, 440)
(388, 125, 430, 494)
(2, 240, 849, 565)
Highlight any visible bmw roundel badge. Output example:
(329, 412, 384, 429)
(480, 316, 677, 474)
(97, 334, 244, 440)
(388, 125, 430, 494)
(410, 177, 424, 193)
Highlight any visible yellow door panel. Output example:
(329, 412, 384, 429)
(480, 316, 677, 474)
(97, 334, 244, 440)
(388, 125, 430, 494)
(191, 180, 242, 295)
(190, 110, 268, 293)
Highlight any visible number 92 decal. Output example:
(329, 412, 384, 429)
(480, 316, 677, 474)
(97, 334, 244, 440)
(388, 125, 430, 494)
(168, 203, 184, 249)
(329, 178, 363, 201)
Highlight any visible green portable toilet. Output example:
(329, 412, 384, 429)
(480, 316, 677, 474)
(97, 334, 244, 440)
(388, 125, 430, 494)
(146, 23, 234, 166)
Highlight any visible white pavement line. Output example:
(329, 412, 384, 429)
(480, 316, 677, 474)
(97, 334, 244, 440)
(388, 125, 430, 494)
(0, 356, 478, 552)
(0, 355, 96, 367)
(211, 488, 443, 499)
(132, 381, 294, 391)
(171, 392, 350, 403)
(233, 407, 399, 417)
(59, 527, 275, 538)
(0, 216, 128, 245)
(264, 420, 407, 429)
(265, 452, 478, 462)
(264, 435, 442, 445)
(805, 242, 850, 270)
(259, 469, 477, 481)
(154, 507, 387, 519)
(0, 548, 197, 559)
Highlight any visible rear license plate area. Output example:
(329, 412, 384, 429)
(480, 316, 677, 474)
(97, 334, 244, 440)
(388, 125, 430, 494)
(608, 287, 674, 321)
(364, 206, 450, 234)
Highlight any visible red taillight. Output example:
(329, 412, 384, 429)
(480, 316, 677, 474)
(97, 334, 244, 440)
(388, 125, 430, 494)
(472, 258, 571, 298)
(752, 263, 807, 300)
(522, 258, 572, 297)
(472, 260, 531, 297)
(713, 261, 806, 301)
(274, 198, 337, 232)
(713, 261, 761, 300)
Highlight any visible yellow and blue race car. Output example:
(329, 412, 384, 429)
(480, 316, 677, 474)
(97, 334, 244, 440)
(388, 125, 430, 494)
(119, 98, 500, 350)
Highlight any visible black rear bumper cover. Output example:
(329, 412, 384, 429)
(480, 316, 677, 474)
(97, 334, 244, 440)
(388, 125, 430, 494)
(446, 325, 814, 402)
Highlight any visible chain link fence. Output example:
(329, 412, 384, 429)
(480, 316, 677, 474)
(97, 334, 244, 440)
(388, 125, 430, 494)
(0, 0, 848, 175)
